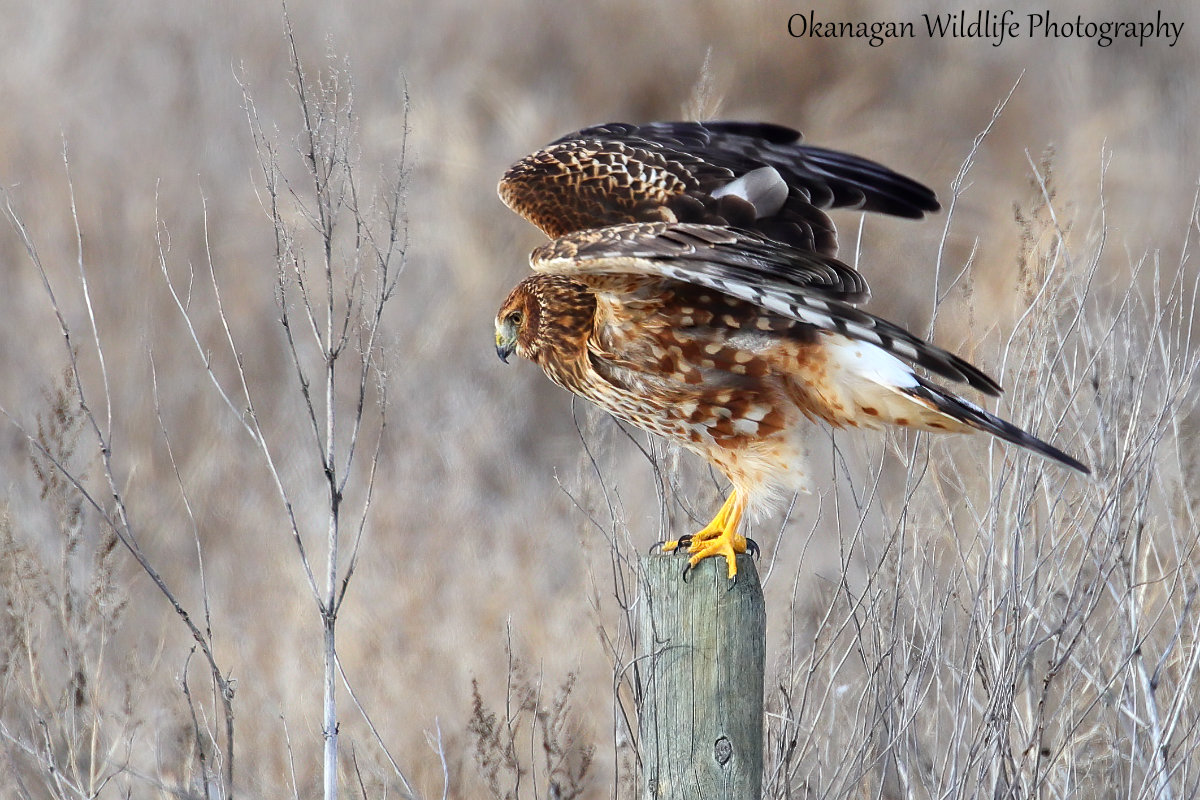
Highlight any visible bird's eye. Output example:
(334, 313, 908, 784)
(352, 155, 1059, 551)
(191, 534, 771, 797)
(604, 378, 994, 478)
(507, 310, 523, 326)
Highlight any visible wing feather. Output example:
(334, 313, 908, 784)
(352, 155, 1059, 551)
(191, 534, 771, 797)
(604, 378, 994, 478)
(532, 222, 1002, 396)
(500, 120, 940, 255)
(533, 222, 870, 302)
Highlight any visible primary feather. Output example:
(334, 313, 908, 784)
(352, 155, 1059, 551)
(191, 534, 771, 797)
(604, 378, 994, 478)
(499, 120, 940, 255)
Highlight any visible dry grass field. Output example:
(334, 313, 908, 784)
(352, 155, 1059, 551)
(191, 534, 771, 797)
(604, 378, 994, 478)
(1, 1, 1198, 797)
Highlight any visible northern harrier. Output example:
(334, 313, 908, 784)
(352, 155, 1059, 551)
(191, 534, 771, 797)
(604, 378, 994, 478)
(494, 121, 1088, 579)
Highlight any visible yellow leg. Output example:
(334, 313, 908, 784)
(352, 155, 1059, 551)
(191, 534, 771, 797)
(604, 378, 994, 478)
(661, 491, 748, 579)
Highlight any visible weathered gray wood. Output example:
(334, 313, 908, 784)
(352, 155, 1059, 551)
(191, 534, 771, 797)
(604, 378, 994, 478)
(637, 553, 765, 800)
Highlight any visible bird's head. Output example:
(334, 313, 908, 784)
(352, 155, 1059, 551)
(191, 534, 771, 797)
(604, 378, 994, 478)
(495, 275, 596, 365)
(494, 285, 534, 364)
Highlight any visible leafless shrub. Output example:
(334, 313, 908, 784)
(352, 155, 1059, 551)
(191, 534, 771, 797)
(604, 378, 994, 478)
(469, 638, 595, 800)
(1, 11, 414, 798)
(757, 148, 1200, 800)
(2, 157, 237, 798)
(162, 15, 412, 798)
(0, 372, 139, 799)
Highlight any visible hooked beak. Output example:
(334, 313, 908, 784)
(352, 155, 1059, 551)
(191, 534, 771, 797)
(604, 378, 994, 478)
(495, 330, 516, 364)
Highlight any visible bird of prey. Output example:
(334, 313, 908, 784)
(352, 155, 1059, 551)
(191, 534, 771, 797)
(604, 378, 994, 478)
(494, 121, 1088, 579)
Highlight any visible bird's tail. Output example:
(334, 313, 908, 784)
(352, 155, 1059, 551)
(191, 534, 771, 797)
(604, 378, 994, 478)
(895, 375, 1090, 474)
(819, 333, 1089, 474)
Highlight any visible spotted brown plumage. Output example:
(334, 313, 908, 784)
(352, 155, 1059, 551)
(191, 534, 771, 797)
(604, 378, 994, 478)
(495, 122, 1089, 580)
(498, 120, 941, 255)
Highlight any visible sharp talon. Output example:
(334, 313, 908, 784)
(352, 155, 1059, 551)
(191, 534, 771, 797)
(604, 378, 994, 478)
(746, 537, 760, 559)
(657, 537, 686, 554)
(665, 492, 747, 582)
(681, 561, 693, 582)
(649, 541, 665, 555)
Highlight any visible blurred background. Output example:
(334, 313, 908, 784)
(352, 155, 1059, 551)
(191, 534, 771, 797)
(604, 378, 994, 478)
(0, 0, 1196, 796)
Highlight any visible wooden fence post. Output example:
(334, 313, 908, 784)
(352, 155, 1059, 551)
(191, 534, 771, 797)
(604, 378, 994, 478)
(637, 552, 766, 800)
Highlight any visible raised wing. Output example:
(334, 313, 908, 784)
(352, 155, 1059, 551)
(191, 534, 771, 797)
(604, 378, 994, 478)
(532, 222, 1002, 396)
(532, 221, 870, 302)
(500, 121, 940, 255)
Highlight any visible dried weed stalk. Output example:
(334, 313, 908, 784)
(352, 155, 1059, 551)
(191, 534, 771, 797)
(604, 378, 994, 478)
(469, 639, 595, 800)
(2, 151, 237, 798)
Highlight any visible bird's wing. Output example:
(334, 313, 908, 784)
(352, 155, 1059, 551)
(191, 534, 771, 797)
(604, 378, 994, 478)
(499, 120, 940, 256)
(532, 222, 1002, 396)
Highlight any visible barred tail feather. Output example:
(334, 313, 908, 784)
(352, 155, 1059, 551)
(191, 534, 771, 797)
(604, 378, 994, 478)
(822, 335, 1089, 474)
(904, 376, 1090, 475)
